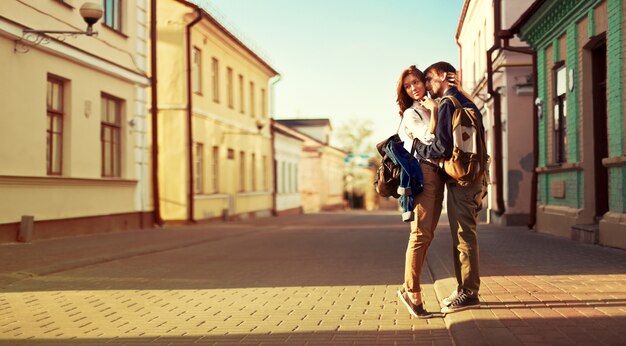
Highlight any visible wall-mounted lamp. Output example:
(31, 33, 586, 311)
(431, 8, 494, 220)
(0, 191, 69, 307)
(534, 97, 543, 120)
(15, 2, 103, 53)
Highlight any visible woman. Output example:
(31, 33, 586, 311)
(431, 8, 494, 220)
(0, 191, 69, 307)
(395, 65, 445, 319)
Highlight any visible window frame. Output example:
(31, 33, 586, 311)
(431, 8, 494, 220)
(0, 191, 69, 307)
(211, 146, 219, 193)
(211, 57, 220, 103)
(194, 142, 204, 194)
(261, 88, 266, 118)
(192, 47, 202, 95)
(101, 93, 123, 178)
(249, 81, 255, 117)
(239, 151, 245, 192)
(552, 61, 567, 164)
(251, 153, 256, 191)
(238, 74, 244, 114)
(226, 67, 234, 109)
(46, 76, 65, 176)
(103, 0, 123, 33)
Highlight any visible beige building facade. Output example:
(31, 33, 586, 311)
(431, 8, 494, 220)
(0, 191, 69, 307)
(0, 0, 151, 242)
(155, 0, 279, 223)
(457, 0, 535, 225)
(276, 119, 346, 213)
(272, 120, 304, 215)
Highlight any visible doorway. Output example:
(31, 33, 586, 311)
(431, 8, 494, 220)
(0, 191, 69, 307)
(591, 39, 608, 219)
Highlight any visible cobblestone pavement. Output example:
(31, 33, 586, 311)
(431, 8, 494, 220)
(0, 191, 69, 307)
(427, 217, 626, 345)
(1, 211, 625, 345)
(0, 211, 452, 345)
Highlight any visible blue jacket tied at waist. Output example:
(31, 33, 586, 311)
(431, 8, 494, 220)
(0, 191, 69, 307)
(384, 139, 424, 222)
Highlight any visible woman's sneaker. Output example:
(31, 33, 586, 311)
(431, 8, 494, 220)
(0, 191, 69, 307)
(441, 289, 461, 307)
(397, 289, 433, 319)
(440, 292, 480, 313)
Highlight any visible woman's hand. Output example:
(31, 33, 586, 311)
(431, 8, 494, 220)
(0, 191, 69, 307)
(447, 72, 459, 87)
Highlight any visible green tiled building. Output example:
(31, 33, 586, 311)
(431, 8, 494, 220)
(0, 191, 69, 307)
(514, 0, 626, 249)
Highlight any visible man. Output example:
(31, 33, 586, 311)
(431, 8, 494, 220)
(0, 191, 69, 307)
(414, 61, 487, 313)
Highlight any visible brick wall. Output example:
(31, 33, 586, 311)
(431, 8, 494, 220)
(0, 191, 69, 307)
(607, 0, 625, 212)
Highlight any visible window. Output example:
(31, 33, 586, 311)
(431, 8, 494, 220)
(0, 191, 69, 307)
(101, 94, 123, 177)
(211, 58, 219, 102)
(262, 155, 268, 191)
(251, 153, 256, 191)
(103, 0, 122, 32)
(211, 146, 219, 193)
(227, 67, 234, 109)
(287, 163, 292, 193)
(46, 76, 64, 175)
(281, 161, 286, 193)
(249, 81, 255, 117)
(239, 151, 245, 192)
(238, 74, 244, 113)
(192, 47, 202, 94)
(194, 143, 204, 194)
(553, 63, 567, 163)
(261, 88, 266, 117)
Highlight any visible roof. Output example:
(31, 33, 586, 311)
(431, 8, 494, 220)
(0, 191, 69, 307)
(509, 0, 546, 35)
(271, 120, 306, 142)
(275, 119, 333, 130)
(176, 0, 279, 76)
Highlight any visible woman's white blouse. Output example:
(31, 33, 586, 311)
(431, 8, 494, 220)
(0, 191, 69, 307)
(399, 101, 434, 155)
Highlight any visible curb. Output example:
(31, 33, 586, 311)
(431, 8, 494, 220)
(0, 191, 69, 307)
(426, 251, 522, 346)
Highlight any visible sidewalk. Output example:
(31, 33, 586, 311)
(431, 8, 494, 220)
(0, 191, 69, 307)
(426, 218, 626, 345)
(0, 211, 625, 345)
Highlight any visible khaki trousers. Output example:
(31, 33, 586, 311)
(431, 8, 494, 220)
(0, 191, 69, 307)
(446, 176, 487, 298)
(404, 163, 445, 293)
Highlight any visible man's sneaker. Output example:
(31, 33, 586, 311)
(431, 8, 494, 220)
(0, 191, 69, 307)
(397, 289, 433, 319)
(440, 292, 480, 313)
(441, 289, 461, 307)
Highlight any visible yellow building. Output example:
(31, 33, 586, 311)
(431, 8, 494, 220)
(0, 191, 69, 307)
(155, 0, 279, 222)
(0, 1, 151, 242)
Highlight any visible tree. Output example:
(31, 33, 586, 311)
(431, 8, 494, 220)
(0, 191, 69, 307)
(335, 118, 375, 156)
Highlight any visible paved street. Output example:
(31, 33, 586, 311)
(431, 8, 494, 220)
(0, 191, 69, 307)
(1, 211, 625, 345)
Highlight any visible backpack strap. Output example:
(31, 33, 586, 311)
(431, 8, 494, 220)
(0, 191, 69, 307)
(441, 95, 461, 109)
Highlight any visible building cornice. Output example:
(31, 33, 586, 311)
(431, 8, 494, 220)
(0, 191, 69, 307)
(518, 0, 602, 49)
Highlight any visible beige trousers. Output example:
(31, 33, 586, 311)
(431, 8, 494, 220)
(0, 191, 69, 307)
(404, 163, 445, 293)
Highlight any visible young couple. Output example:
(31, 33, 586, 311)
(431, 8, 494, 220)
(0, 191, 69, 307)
(395, 62, 487, 318)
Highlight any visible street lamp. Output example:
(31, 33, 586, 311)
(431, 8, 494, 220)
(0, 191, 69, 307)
(15, 2, 104, 53)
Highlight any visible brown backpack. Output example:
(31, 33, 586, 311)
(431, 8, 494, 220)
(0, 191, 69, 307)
(373, 134, 401, 198)
(441, 95, 489, 186)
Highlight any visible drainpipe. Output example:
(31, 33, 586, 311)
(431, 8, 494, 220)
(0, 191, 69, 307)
(487, 0, 506, 216)
(456, 39, 463, 84)
(185, 9, 203, 223)
(528, 52, 538, 229)
(268, 76, 281, 216)
(150, 0, 163, 226)
(270, 119, 277, 216)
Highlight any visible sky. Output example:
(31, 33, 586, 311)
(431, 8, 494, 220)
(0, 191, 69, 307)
(198, 0, 464, 149)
